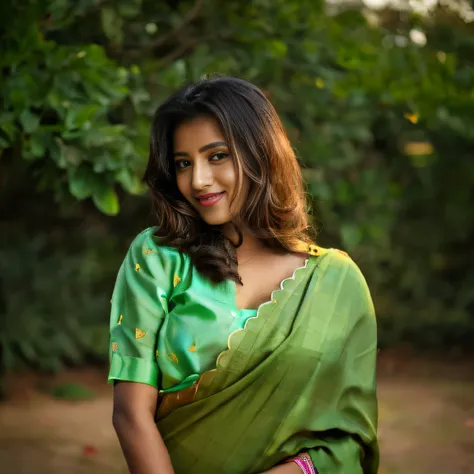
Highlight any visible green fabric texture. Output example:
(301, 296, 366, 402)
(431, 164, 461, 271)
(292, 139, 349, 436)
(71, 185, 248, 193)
(108, 228, 379, 474)
(108, 227, 257, 393)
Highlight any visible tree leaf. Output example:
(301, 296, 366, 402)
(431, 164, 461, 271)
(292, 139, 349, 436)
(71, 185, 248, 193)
(65, 105, 101, 130)
(92, 186, 120, 215)
(100, 7, 123, 44)
(116, 167, 145, 195)
(30, 133, 48, 158)
(68, 166, 95, 199)
(20, 109, 40, 133)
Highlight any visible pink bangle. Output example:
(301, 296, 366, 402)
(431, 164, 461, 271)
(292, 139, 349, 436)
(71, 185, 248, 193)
(292, 457, 307, 473)
(285, 453, 317, 474)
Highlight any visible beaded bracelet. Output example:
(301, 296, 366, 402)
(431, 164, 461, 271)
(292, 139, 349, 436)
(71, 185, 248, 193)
(285, 452, 317, 474)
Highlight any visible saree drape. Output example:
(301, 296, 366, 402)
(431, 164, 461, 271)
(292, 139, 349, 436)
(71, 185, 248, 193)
(155, 248, 379, 474)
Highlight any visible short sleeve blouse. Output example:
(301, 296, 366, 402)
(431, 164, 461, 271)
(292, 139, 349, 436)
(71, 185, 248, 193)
(108, 227, 258, 393)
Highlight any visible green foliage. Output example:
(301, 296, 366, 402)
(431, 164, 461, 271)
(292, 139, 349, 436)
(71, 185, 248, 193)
(0, 227, 118, 372)
(48, 382, 96, 401)
(1, 0, 473, 373)
(0, 1, 150, 213)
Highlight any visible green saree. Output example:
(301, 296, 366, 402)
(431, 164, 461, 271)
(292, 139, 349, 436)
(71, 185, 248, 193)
(109, 229, 379, 474)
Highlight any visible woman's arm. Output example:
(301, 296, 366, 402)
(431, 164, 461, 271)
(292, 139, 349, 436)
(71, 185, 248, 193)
(304, 253, 379, 473)
(113, 381, 175, 474)
(108, 230, 182, 472)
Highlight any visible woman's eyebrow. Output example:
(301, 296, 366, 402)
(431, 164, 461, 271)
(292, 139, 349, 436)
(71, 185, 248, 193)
(199, 141, 227, 152)
(173, 141, 228, 158)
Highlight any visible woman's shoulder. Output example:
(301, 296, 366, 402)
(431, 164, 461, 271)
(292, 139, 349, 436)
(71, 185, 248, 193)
(307, 246, 375, 329)
(311, 245, 369, 290)
(125, 227, 190, 278)
(128, 227, 185, 258)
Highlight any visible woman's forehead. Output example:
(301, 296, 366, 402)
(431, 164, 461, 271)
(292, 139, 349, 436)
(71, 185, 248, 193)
(173, 116, 226, 151)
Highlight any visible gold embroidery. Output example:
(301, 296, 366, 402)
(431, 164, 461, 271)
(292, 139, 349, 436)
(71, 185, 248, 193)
(170, 352, 179, 363)
(173, 274, 181, 287)
(308, 244, 319, 256)
(112, 342, 119, 352)
(143, 248, 155, 255)
(188, 344, 197, 352)
(118, 314, 123, 325)
(155, 350, 159, 358)
(136, 328, 146, 339)
(135, 263, 141, 271)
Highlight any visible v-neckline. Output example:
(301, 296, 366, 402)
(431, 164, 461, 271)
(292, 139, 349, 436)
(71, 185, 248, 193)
(229, 254, 312, 313)
(237, 307, 258, 314)
(195, 254, 318, 398)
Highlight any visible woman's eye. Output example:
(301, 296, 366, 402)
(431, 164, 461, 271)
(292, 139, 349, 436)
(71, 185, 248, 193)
(175, 160, 191, 169)
(210, 152, 229, 161)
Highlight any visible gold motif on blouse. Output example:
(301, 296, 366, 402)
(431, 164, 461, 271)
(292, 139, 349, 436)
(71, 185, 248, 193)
(173, 274, 181, 287)
(156, 350, 159, 358)
(135, 263, 141, 271)
(118, 314, 123, 325)
(144, 248, 155, 255)
(136, 328, 146, 339)
(308, 244, 319, 256)
(111, 342, 119, 352)
(170, 352, 179, 363)
(188, 344, 197, 352)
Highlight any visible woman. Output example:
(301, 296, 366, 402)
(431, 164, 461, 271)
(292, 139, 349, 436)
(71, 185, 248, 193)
(108, 76, 378, 474)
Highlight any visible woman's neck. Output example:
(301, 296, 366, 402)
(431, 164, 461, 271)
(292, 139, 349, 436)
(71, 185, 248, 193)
(222, 222, 267, 261)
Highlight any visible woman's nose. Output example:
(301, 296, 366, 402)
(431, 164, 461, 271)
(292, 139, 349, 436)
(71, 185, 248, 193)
(192, 161, 213, 190)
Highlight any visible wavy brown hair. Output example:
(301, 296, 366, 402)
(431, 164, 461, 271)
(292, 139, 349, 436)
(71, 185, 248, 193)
(143, 76, 314, 284)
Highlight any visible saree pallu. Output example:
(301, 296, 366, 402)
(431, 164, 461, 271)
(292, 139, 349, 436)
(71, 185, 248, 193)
(156, 249, 379, 474)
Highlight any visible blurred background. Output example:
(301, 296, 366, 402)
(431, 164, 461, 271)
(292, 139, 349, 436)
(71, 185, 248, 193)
(0, 0, 473, 473)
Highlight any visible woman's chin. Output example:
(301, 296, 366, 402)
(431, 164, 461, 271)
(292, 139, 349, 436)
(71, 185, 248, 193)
(199, 212, 232, 227)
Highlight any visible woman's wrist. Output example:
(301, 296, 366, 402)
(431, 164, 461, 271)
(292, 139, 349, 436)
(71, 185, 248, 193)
(284, 452, 317, 474)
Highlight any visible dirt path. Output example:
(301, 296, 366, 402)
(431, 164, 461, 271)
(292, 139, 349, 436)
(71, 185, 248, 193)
(0, 357, 473, 474)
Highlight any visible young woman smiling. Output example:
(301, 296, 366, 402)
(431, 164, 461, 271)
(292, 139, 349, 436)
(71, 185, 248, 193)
(108, 76, 379, 474)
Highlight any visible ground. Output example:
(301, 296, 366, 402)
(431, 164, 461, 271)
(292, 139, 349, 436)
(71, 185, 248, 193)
(0, 352, 473, 474)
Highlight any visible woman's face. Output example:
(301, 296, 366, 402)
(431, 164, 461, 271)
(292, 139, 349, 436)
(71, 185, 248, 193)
(173, 115, 244, 226)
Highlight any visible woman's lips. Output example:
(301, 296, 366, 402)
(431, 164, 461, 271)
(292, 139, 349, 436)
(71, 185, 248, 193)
(196, 191, 225, 207)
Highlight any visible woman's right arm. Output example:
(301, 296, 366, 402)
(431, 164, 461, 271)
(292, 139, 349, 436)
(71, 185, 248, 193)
(113, 381, 175, 474)
(108, 229, 183, 473)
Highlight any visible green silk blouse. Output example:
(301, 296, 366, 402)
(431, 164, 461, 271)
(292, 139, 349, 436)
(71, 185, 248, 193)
(108, 227, 259, 393)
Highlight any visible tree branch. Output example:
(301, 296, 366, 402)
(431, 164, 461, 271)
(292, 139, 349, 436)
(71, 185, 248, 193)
(152, 0, 205, 52)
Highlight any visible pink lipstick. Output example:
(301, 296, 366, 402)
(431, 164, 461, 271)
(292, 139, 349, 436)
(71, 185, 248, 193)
(195, 191, 225, 207)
